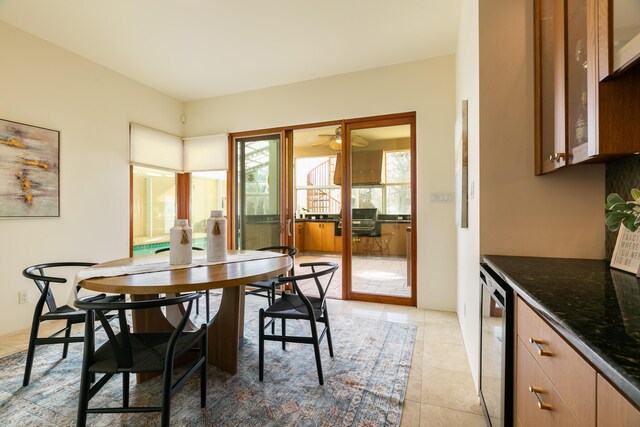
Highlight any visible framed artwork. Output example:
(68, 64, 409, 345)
(0, 118, 59, 217)
(455, 99, 469, 228)
(610, 226, 640, 275)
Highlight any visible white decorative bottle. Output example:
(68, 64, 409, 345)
(206, 210, 227, 262)
(170, 219, 192, 265)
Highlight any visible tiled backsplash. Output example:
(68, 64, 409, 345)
(605, 155, 640, 259)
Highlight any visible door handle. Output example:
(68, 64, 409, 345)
(286, 219, 292, 237)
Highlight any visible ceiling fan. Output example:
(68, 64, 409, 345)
(311, 127, 369, 151)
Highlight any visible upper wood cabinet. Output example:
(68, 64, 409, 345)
(534, 0, 640, 175)
(334, 150, 383, 185)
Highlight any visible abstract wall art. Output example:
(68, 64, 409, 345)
(455, 100, 469, 228)
(0, 118, 59, 217)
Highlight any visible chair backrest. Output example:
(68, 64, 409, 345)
(23, 262, 97, 313)
(257, 245, 299, 276)
(74, 293, 202, 370)
(154, 247, 204, 254)
(278, 262, 338, 317)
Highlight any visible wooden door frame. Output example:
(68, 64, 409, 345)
(227, 111, 417, 307)
(343, 113, 417, 307)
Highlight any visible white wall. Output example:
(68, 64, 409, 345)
(0, 22, 183, 335)
(456, 0, 606, 390)
(456, 0, 481, 389)
(185, 57, 458, 311)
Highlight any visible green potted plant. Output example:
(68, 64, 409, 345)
(605, 189, 640, 232)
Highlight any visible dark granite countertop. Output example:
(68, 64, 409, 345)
(482, 255, 640, 407)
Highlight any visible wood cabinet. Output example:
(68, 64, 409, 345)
(515, 297, 640, 426)
(380, 223, 409, 256)
(334, 150, 383, 185)
(516, 298, 596, 426)
(534, 0, 640, 175)
(516, 338, 581, 426)
(300, 222, 340, 253)
(597, 374, 640, 427)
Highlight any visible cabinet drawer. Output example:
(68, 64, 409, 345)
(516, 338, 580, 427)
(517, 298, 596, 426)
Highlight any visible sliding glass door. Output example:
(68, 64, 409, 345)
(344, 116, 416, 305)
(230, 113, 416, 306)
(234, 134, 283, 249)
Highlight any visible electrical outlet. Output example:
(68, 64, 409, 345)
(19, 290, 29, 304)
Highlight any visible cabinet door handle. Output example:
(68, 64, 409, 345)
(286, 219, 292, 237)
(548, 153, 566, 163)
(528, 386, 553, 411)
(529, 337, 553, 356)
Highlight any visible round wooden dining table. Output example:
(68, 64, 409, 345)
(79, 250, 292, 381)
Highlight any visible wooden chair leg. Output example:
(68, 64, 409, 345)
(123, 372, 130, 408)
(62, 319, 72, 358)
(259, 309, 265, 382)
(270, 283, 276, 334)
(282, 318, 286, 350)
(161, 363, 173, 427)
(23, 316, 40, 386)
(324, 309, 334, 358)
(309, 320, 324, 385)
(76, 361, 91, 427)
(200, 331, 207, 408)
(205, 292, 210, 322)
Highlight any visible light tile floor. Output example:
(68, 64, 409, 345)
(0, 298, 484, 426)
(295, 253, 411, 298)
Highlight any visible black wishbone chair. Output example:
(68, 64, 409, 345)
(259, 261, 339, 385)
(74, 292, 209, 427)
(21, 262, 119, 387)
(245, 246, 299, 306)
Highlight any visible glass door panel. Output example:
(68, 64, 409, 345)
(291, 126, 343, 299)
(347, 122, 414, 302)
(612, 0, 640, 71)
(235, 134, 282, 249)
(567, 0, 590, 163)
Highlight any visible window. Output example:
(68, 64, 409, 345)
(295, 156, 341, 214)
(384, 150, 411, 214)
(191, 171, 227, 248)
(132, 166, 176, 256)
(351, 187, 382, 210)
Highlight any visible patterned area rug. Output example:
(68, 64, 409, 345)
(0, 298, 415, 426)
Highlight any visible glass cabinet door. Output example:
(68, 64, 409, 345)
(612, 0, 640, 72)
(536, 0, 566, 174)
(566, 0, 591, 164)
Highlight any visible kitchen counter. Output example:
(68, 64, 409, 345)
(483, 255, 640, 407)
(296, 218, 409, 223)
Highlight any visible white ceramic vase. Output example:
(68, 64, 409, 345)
(206, 210, 227, 262)
(170, 219, 192, 265)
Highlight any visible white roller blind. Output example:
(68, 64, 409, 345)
(130, 124, 183, 171)
(183, 134, 228, 171)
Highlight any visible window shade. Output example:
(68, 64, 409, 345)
(130, 124, 183, 171)
(183, 134, 228, 171)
